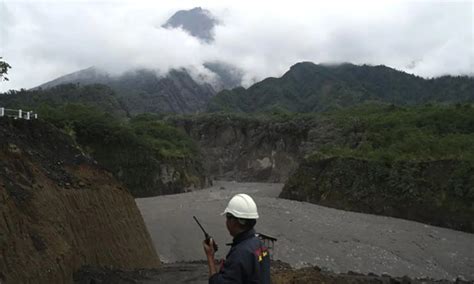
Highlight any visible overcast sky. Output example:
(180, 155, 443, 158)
(0, 0, 473, 91)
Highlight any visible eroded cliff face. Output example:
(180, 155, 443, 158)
(0, 118, 160, 283)
(100, 151, 209, 198)
(280, 157, 474, 232)
(171, 115, 342, 182)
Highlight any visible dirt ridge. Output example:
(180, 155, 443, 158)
(0, 118, 160, 283)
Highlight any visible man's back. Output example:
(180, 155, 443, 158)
(209, 229, 270, 284)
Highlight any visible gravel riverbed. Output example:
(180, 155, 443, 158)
(136, 181, 474, 281)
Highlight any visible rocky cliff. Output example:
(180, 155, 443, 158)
(280, 157, 474, 232)
(107, 154, 210, 198)
(0, 118, 160, 283)
(170, 114, 343, 182)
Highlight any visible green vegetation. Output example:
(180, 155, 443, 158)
(0, 84, 128, 117)
(37, 104, 201, 197)
(281, 157, 474, 232)
(0, 57, 11, 81)
(1, 61, 472, 201)
(39, 103, 199, 160)
(130, 114, 197, 158)
(172, 103, 474, 164)
(0, 76, 207, 196)
(209, 62, 474, 113)
(278, 104, 474, 232)
(312, 104, 474, 162)
(179, 103, 474, 164)
(170, 107, 318, 125)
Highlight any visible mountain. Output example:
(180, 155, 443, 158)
(161, 7, 244, 89)
(204, 61, 244, 90)
(36, 66, 111, 89)
(162, 7, 218, 43)
(29, 7, 244, 110)
(208, 62, 474, 112)
(105, 68, 216, 114)
(33, 67, 217, 115)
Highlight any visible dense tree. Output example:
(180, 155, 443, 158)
(317, 104, 474, 162)
(0, 83, 129, 117)
(39, 103, 200, 197)
(0, 57, 11, 81)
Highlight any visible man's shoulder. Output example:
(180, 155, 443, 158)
(233, 234, 264, 254)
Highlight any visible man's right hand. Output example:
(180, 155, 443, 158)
(203, 238, 216, 258)
(203, 238, 218, 277)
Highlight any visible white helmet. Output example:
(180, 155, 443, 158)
(222, 193, 259, 219)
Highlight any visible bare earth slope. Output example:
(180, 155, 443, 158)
(0, 118, 160, 283)
(136, 181, 474, 281)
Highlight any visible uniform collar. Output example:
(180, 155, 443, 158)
(231, 228, 256, 246)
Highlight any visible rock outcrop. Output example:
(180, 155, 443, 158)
(169, 114, 356, 183)
(0, 118, 160, 283)
(280, 157, 474, 232)
(85, 130, 209, 198)
(171, 114, 341, 182)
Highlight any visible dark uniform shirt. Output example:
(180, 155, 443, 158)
(209, 228, 271, 284)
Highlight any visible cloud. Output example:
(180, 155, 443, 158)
(0, 0, 472, 91)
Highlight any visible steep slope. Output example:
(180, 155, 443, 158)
(38, 106, 209, 198)
(0, 118, 160, 283)
(277, 105, 474, 232)
(161, 7, 244, 90)
(204, 61, 244, 90)
(169, 113, 342, 182)
(31, 7, 244, 108)
(33, 68, 216, 115)
(280, 157, 474, 232)
(35, 66, 111, 90)
(162, 7, 218, 43)
(116, 69, 216, 114)
(208, 62, 474, 112)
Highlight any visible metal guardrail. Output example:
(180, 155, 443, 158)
(0, 107, 38, 120)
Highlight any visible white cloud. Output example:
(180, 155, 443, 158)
(0, 0, 472, 91)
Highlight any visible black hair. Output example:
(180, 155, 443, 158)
(240, 218, 257, 230)
(226, 213, 256, 230)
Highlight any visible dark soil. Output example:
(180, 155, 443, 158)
(74, 261, 471, 284)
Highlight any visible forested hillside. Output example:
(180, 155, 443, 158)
(39, 104, 207, 197)
(317, 104, 474, 161)
(208, 62, 474, 112)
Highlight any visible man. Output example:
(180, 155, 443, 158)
(203, 193, 271, 284)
